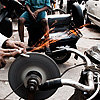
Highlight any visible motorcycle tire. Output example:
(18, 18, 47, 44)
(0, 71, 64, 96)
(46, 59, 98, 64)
(50, 50, 71, 64)
(72, 3, 84, 28)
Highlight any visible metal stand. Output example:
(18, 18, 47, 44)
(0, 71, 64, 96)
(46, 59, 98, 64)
(24, 71, 42, 100)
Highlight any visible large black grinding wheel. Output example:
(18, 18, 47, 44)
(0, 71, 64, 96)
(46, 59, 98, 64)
(8, 53, 60, 100)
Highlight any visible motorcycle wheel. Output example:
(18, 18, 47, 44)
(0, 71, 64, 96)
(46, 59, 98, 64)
(50, 50, 71, 64)
(72, 3, 84, 28)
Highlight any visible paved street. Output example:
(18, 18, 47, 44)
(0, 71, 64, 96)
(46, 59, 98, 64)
(0, 22, 100, 100)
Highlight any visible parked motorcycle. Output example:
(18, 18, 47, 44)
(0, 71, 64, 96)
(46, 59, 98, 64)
(0, 0, 84, 64)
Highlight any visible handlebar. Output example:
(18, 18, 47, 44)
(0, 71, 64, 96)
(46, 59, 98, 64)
(61, 71, 94, 92)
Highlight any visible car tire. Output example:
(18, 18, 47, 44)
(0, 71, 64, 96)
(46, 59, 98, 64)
(72, 3, 84, 28)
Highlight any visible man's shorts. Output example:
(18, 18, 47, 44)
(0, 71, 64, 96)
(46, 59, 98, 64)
(20, 8, 46, 22)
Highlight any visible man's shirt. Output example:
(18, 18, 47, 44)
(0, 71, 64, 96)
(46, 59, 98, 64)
(0, 33, 7, 47)
(25, 0, 50, 9)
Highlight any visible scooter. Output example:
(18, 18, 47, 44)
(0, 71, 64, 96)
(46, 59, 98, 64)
(0, 0, 84, 64)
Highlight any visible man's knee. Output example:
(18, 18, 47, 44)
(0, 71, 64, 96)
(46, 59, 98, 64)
(41, 19, 48, 26)
(18, 17, 26, 25)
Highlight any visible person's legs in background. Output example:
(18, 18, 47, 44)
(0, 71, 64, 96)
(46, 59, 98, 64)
(18, 10, 51, 52)
(18, 11, 30, 42)
(40, 18, 51, 53)
(18, 17, 26, 42)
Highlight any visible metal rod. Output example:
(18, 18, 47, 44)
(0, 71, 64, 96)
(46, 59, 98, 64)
(61, 71, 94, 92)
(87, 72, 100, 100)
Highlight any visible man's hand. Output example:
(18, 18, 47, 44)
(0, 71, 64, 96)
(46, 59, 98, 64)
(33, 10, 39, 19)
(30, 10, 39, 21)
(3, 39, 26, 53)
(0, 48, 23, 68)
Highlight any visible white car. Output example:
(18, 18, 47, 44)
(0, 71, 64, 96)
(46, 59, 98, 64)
(85, 0, 100, 27)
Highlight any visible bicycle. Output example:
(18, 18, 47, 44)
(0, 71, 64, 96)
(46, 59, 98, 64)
(5, 47, 100, 100)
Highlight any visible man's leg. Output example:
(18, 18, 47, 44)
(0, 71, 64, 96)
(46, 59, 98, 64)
(40, 18, 51, 52)
(18, 17, 26, 42)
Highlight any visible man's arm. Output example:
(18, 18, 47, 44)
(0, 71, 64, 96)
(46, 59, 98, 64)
(26, 4, 49, 21)
(0, 33, 26, 53)
(25, 5, 37, 21)
(26, 5, 33, 15)
(0, 33, 26, 68)
(36, 6, 49, 13)
(0, 48, 23, 68)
